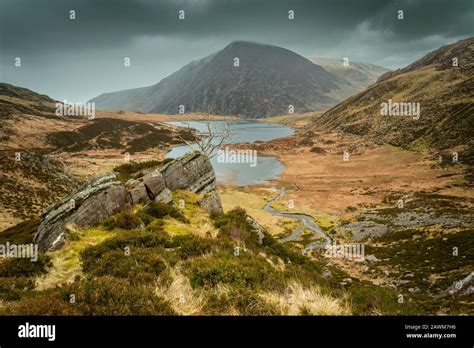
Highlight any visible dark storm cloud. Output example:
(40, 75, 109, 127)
(1, 0, 473, 101)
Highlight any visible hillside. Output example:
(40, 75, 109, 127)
(90, 41, 348, 117)
(0, 83, 57, 119)
(308, 38, 474, 163)
(310, 57, 389, 100)
(2, 154, 460, 316)
(0, 83, 195, 230)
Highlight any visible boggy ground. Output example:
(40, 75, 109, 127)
(221, 120, 473, 314)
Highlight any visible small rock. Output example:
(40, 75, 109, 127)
(322, 269, 332, 277)
(366, 254, 380, 263)
(154, 188, 173, 204)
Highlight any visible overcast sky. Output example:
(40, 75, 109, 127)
(1, 0, 473, 102)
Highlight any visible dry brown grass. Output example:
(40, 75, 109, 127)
(154, 265, 205, 315)
(260, 281, 351, 315)
(253, 132, 470, 215)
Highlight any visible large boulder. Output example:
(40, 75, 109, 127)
(160, 152, 214, 191)
(142, 172, 166, 198)
(128, 183, 149, 204)
(34, 152, 223, 252)
(34, 173, 130, 252)
(160, 152, 223, 214)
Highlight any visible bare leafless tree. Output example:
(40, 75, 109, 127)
(176, 107, 233, 159)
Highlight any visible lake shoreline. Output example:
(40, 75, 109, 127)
(165, 119, 294, 186)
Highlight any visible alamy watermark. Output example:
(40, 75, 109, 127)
(380, 99, 420, 120)
(324, 242, 365, 261)
(216, 147, 257, 167)
(0, 242, 38, 262)
(55, 100, 95, 119)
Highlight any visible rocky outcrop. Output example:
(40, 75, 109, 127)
(439, 272, 474, 297)
(34, 173, 130, 252)
(34, 152, 223, 252)
(159, 152, 223, 214)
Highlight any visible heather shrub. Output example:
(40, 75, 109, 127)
(139, 201, 187, 224)
(0, 255, 52, 277)
(0, 277, 35, 301)
(213, 208, 260, 249)
(186, 251, 283, 290)
(81, 248, 166, 283)
(102, 210, 143, 230)
(5, 276, 176, 315)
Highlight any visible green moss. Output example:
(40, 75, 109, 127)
(113, 159, 171, 183)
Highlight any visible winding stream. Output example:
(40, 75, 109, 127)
(263, 187, 332, 252)
(166, 120, 330, 251)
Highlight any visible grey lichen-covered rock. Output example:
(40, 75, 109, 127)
(34, 173, 130, 253)
(34, 152, 223, 252)
(142, 172, 166, 198)
(160, 152, 223, 214)
(439, 272, 474, 297)
(160, 152, 213, 191)
(129, 183, 149, 204)
(199, 190, 224, 215)
(154, 188, 173, 204)
(246, 216, 265, 245)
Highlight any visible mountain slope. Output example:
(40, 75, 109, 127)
(0, 83, 57, 119)
(90, 41, 349, 117)
(310, 57, 389, 100)
(308, 37, 474, 163)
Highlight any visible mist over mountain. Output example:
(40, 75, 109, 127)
(310, 57, 390, 101)
(90, 41, 360, 118)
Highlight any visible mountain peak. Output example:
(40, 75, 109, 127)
(90, 42, 343, 117)
(224, 40, 276, 49)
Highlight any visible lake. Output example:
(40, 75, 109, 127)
(166, 120, 294, 185)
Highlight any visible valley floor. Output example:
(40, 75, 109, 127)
(221, 125, 473, 314)
(0, 111, 472, 315)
